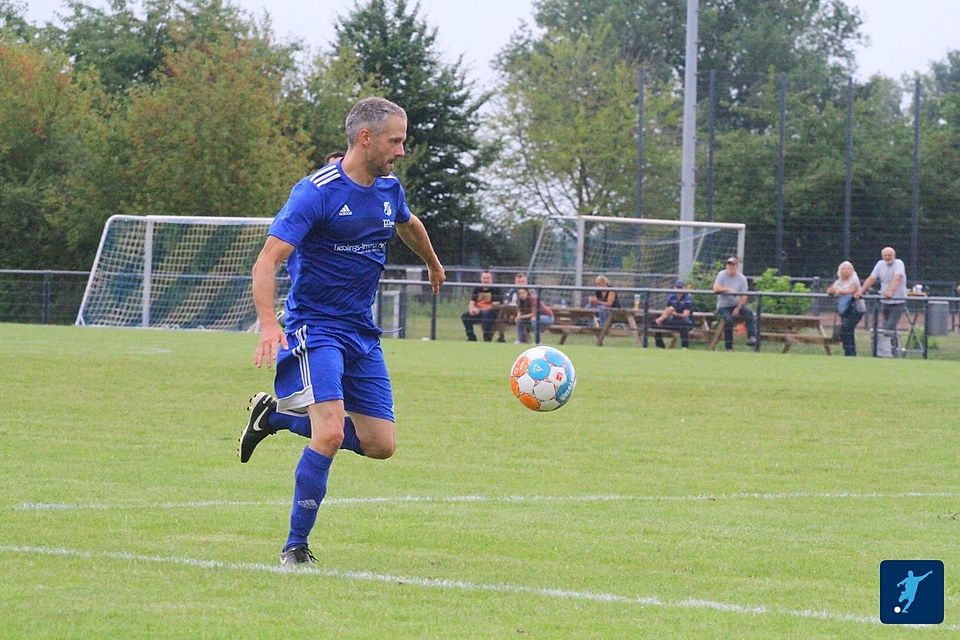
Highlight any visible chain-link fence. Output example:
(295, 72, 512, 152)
(635, 70, 960, 287)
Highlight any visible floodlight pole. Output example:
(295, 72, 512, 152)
(678, 0, 698, 279)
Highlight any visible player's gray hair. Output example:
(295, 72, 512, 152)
(345, 97, 406, 145)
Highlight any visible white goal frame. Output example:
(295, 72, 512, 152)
(76, 214, 274, 329)
(531, 214, 745, 279)
(528, 216, 747, 303)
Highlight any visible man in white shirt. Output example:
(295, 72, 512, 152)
(857, 246, 907, 353)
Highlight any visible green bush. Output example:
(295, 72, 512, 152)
(687, 260, 725, 313)
(751, 268, 811, 315)
(687, 263, 811, 315)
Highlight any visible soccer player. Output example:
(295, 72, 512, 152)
(239, 97, 445, 567)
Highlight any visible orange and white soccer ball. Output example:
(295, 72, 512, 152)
(509, 346, 576, 411)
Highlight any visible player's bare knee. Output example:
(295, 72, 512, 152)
(310, 430, 344, 455)
(366, 439, 395, 459)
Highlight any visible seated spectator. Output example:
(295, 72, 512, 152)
(586, 274, 620, 327)
(654, 280, 694, 348)
(712, 257, 757, 350)
(515, 288, 555, 343)
(504, 272, 528, 305)
(461, 270, 501, 342)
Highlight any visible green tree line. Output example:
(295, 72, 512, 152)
(1, 0, 958, 282)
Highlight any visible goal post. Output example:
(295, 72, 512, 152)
(76, 215, 277, 330)
(528, 215, 746, 305)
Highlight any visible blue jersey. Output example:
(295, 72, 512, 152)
(268, 162, 411, 334)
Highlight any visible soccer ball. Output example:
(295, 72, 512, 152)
(509, 346, 576, 411)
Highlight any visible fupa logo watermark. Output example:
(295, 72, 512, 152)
(879, 560, 944, 624)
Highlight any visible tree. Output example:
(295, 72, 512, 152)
(0, 40, 111, 270)
(293, 45, 379, 169)
(531, 0, 864, 114)
(114, 36, 309, 217)
(332, 0, 495, 263)
(48, 0, 298, 96)
(709, 74, 917, 277)
(490, 24, 680, 222)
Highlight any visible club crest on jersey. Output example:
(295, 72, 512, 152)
(383, 202, 392, 217)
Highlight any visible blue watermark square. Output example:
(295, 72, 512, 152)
(879, 560, 944, 624)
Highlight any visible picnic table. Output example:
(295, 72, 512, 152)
(547, 307, 714, 347)
(545, 307, 619, 345)
(708, 312, 832, 354)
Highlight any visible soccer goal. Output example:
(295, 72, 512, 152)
(76, 215, 278, 330)
(527, 215, 745, 305)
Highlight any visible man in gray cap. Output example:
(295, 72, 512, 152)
(713, 257, 757, 350)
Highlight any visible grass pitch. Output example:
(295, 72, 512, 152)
(1, 323, 957, 638)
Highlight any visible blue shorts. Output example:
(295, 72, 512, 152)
(274, 324, 394, 421)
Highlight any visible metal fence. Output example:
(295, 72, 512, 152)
(5, 268, 959, 360)
(635, 70, 960, 285)
(0, 270, 90, 325)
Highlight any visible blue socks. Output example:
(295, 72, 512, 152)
(339, 417, 364, 455)
(268, 411, 312, 438)
(267, 412, 365, 455)
(284, 447, 333, 551)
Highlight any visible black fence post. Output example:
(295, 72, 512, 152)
(871, 299, 879, 357)
(843, 76, 854, 259)
(42, 271, 52, 325)
(776, 73, 787, 272)
(755, 294, 763, 352)
(398, 284, 407, 339)
(534, 287, 542, 344)
(641, 292, 650, 348)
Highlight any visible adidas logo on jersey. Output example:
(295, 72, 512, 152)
(338, 205, 352, 216)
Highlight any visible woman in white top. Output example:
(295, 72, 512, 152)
(827, 261, 865, 356)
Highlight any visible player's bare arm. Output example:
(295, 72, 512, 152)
(395, 214, 445, 293)
(251, 236, 294, 368)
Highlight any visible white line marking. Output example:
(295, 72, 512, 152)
(14, 491, 958, 512)
(2, 544, 939, 629)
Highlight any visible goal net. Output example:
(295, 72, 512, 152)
(76, 215, 280, 330)
(527, 215, 746, 305)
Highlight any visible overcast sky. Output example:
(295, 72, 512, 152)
(23, 0, 959, 89)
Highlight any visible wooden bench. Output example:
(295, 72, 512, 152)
(709, 313, 831, 354)
(546, 307, 608, 345)
(641, 310, 714, 348)
(548, 307, 717, 347)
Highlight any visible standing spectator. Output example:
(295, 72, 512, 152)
(515, 287, 555, 343)
(713, 257, 757, 351)
(653, 280, 694, 348)
(827, 261, 866, 356)
(461, 270, 500, 342)
(587, 274, 620, 327)
(857, 247, 907, 354)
